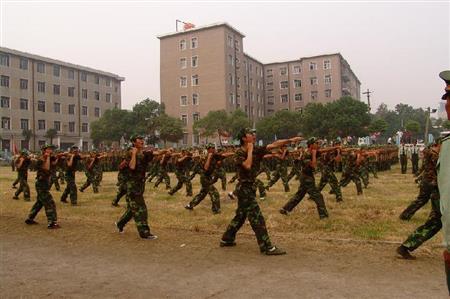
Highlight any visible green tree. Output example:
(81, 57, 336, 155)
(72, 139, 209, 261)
(90, 108, 134, 146)
(228, 109, 252, 137)
(193, 110, 229, 139)
(405, 120, 421, 134)
(368, 118, 388, 133)
(131, 98, 164, 136)
(326, 96, 370, 137)
(44, 128, 58, 144)
(156, 114, 184, 146)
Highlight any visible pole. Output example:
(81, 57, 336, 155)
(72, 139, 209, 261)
(362, 89, 372, 111)
(424, 107, 430, 145)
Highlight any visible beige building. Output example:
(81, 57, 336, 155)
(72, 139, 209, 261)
(0, 47, 124, 152)
(159, 22, 361, 146)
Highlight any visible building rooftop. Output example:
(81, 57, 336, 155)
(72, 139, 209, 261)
(157, 22, 246, 39)
(0, 46, 125, 81)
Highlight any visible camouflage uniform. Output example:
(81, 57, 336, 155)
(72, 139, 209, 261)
(27, 157, 58, 225)
(400, 148, 439, 220)
(169, 154, 193, 196)
(80, 156, 100, 193)
(340, 151, 363, 195)
(214, 163, 227, 191)
(154, 154, 171, 190)
(359, 155, 370, 188)
(318, 150, 342, 202)
(61, 154, 81, 205)
(266, 150, 290, 192)
(13, 155, 31, 201)
(112, 155, 129, 206)
(49, 165, 61, 191)
(287, 157, 301, 183)
(281, 150, 329, 219)
(116, 149, 155, 238)
(222, 146, 274, 252)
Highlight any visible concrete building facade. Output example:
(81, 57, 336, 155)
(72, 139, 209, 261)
(159, 22, 361, 146)
(0, 47, 124, 152)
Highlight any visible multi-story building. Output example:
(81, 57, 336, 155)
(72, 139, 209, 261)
(0, 47, 124, 152)
(159, 22, 361, 146)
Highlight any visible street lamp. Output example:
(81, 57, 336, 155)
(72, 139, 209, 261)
(424, 106, 438, 145)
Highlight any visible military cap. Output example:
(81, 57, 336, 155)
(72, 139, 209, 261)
(307, 137, 317, 146)
(236, 127, 256, 141)
(41, 144, 56, 151)
(206, 143, 215, 149)
(20, 149, 29, 156)
(439, 70, 450, 100)
(130, 134, 144, 142)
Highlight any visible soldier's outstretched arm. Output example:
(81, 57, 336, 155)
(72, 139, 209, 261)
(267, 136, 302, 150)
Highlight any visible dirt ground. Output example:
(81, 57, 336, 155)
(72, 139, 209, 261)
(0, 165, 447, 298)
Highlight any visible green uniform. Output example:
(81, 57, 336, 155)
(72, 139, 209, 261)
(154, 154, 171, 190)
(80, 156, 101, 193)
(112, 156, 129, 206)
(61, 154, 81, 205)
(439, 134, 450, 253)
(318, 150, 342, 202)
(266, 151, 290, 192)
(340, 152, 363, 195)
(169, 155, 193, 196)
(14, 156, 31, 201)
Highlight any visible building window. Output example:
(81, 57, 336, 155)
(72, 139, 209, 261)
(53, 84, 60, 95)
(1, 75, 10, 87)
(20, 58, 28, 70)
(192, 93, 199, 105)
(266, 81, 273, 87)
(294, 80, 302, 88)
(68, 104, 75, 115)
(106, 93, 111, 103)
(309, 62, 317, 70)
(249, 78, 253, 86)
(68, 87, 75, 97)
(95, 75, 99, 84)
(68, 122, 75, 133)
(82, 106, 88, 116)
(54, 121, 61, 132)
(53, 65, 60, 77)
(281, 94, 289, 103)
(106, 78, 111, 87)
(228, 54, 233, 66)
(266, 69, 273, 75)
(37, 100, 46, 112)
(180, 95, 188, 106)
(54, 102, 61, 113)
(38, 119, 46, 130)
(324, 75, 332, 84)
(181, 114, 188, 126)
(191, 75, 199, 86)
(82, 89, 88, 99)
(311, 91, 318, 100)
(0, 54, 9, 66)
(1, 117, 10, 129)
(310, 77, 318, 85)
(179, 39, 186, 51)
(191, 56, 198, 67)
(94, 91, 100, 100)
(20, 98, 28, 110)
(193, 134, 200, 145)
(181, 133, 188, 145)
(267, 96, 274, 105)
(235, 40, 240, 52)
(325, 89, 332, 98)
(229, 93, 235, 104)
(94, 107, 100, 117)
(293, 65, 301, 74)
(1, 96, 10, 108)
(20, 119, 29, 130)
(191, 37, 198, 49)
(180, 76, 187, 87)
(20, 79, 28, 90)
(37, 62, 45, 73)
(193, 113, 200, 122)
(280, 67, 287, 76)
(324, 60, 331, 70)
(37, 81, 45, 93)
(180, 57, 187, 69)
(294, 93, 303, 101)
(81, 123, 88, 133)
(280, 81, 288, 89)
(79, 72, 86, 82)
(68, 69, 75, 79)
(227, 35, 233, 47)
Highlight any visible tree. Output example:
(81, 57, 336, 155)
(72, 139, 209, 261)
(91, 108, 134, 146)
(44, 128, 58, 144)
(193, 110, 229, 139)
(255, 110, 302, 143)
(131, 98, 164, 136)
(368, 119, 388, 133)
(228, 109, 252, 138)
(405, 120, 421, 134)
(156, 114, 184, 146)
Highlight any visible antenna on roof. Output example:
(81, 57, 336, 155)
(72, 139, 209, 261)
(176, 20, 195, 32)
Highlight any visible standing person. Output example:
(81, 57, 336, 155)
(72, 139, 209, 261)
(25, 144, 60, 229)
(221, 128, 301, 255)
(60, 146, 82, 206)
(437, 70, 450, 293)
(168, 149, 193, 196)
(153, 150, 171, 190)
(79, 151, 105, 193)
(11, 154, 20, 189)
(399, 142, 408, 174)
(318, 145, 343, 202)
(115, 135, 166, 239)
(340, 149, 363, 195)
(112, 149, 130, 207)
(410, 141, 420, 176)
(280, 138, 329, 219)
(12, 150, 31, 201)
(265, 145, 290, 192)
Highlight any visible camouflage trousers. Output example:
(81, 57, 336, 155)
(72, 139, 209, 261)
(400, 154, 407, 174)
(340, 169, 363, 195)
(222, 182, 273, 252)
(216, 170, 227, 191)
(28, 181, 57, 224)
(112, 182, 127, 206)
(400, 181, 438, 220)
(368, 162, 378, 178)
(14, 174, 30, 200)
(117, 180, 152, 238)
(169, 172, 193, 196)
(57, 171, 65, 184)
(359, 166, 370, 188)
(282, 174, 329, 219)
(318, 168, 342, 201)
(12, 175, 20, 187)
(229, 173, 238, 184)
(61, 173, 77, 204)
(49, 172, 61, 191)
(154, 169, 171, 189)
(266, 166, 290, 192)
(287, 167, 300, 183)
(402, 191, 442, 251)
(189, 176, 220, 213)
(80, 171, 99, 193)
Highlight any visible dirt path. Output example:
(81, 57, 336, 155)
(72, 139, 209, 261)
(0, 215, 446, 299)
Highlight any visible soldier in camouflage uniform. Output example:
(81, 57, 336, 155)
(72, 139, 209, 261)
(358, 150, 370, 189)
(214, 159, 227, 191)
(12, 150, 31, 201)
(60, 146, 82, 205)
(11, 154, 20, 189)
(49, 156, 61, 191)
(154, 151, 171, 190)
(168, 149, 193, 196)
(399, 144, 440, 220)
(146, 157, 160, 182)
(25, 144, 60, 229)
(115, 135, 166, 239)
(287, 148, 303, 183)
(397, 141, 441, 260)
(221, 128, 301, 255)
(112, 150, 129, 207)
(280, 138, 329, 219)
(79, 151, 104, 193)
(318, 145, 343, 202)
(265, 145, 290, 192)
(339, 149, 363, 195)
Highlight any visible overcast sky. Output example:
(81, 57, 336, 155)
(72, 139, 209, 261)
(1, 0, 449, 111)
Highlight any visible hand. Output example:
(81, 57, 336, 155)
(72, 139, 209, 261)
(290, 136, 303, 143)
(247, 142, 254, 152)
(131, 147, 138, 155)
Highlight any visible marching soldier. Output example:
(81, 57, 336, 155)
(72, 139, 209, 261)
(265, 145, 290, 192)
(60, 146, 82, 205)
(12, 150, 31, 201)
(168, 149, 193, 196)
(112, 149, 130, 207)
(79, 151, 105, 193)
(399, 142, 408, 174)
(318, 144, 343, 202)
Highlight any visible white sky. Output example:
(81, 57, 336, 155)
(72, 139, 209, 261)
(1, 0, 449, 111)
